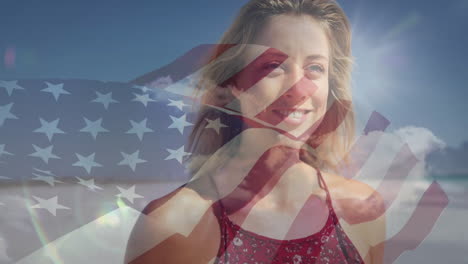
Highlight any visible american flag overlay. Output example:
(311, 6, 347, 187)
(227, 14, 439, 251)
(0, 76, 198, 262)
(0, 44, 457, 263)
(0, 78, 194, 182)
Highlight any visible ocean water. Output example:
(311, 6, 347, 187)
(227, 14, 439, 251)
(391, 176, 468, 263)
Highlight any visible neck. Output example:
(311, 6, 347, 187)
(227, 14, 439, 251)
(234, 127, 304, 160)
(215, 128, 320, 211)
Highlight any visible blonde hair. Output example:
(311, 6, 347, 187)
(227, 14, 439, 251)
(188, 0, 355, 174)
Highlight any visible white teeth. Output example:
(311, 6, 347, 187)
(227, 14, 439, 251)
(277, 110, 304, 119)
(291, 111, 303, 119)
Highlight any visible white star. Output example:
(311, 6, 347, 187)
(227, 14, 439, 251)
(91, 91, 118, 110)
(80, 117, 109, 140)
(31, 195, 70, 216)
(133, 85, 152, 93)
(205, 118, 228, 134)
(165, 146, 191, 164)
(29, 144, 60, 164)
(73, 153, 102, 174)
(0, 103, 18, 126)
(168, 114, 193, 134)
(31, 173, 63, 186)
(132, 93, 155, 107)
(33, 118, 65, 141)
(76, 177, 103, 192)
(41, 82, 70, 101)
(0, 80, 24, 96)
(116, 185, 143, 204)
(167, 99, 189, 111)
(0, 144, 13, 158)
(126, 118, 153, 141)
(33, 167, 55, 176)
(118, 150, 146, 171)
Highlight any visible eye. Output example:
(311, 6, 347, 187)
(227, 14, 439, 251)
(263, 61, 282, 71)
(306, 64, 325, 73)
(261, 61, 285, 77)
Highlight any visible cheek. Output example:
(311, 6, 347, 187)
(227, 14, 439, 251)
(256, 78, 284, 99)
(311, 81, 329, 113)
(239, 78, 283, 108)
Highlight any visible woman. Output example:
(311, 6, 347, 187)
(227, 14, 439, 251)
(126, 0, 386, 263)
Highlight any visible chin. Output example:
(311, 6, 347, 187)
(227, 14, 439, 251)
(276, 113, 322, 139)
(273, 133, 305, 149)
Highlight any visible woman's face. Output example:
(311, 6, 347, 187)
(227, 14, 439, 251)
(232, 14, 330, 139)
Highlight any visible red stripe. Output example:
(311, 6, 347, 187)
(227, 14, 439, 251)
(380, 181, 449, 264)
(338, 111, 390, 179)
(216, 145, 301, 256)
(219, 145, 301, 218)
(336, 144, 418, 225)
(283, 193, 329, 240)
(303, 100, 350, 145)
(376, 144, 419, 208)
(220, 48, 288, 92)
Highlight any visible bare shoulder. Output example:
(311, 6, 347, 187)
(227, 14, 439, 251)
(125, 185, 220, 264)
(142, 186, 213, 225)
(324, 172, 386, 262)
(323, 172, 385, 224)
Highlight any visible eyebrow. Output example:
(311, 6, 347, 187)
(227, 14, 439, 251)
(251, 49, 328, 62)
(261, 49, 289, 60)
(306, 54, 329, 61)
(261, 51, 329, 62)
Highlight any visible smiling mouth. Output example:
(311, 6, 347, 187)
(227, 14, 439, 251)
(271, 109, 313, 125)
(273, 109, 311, 118)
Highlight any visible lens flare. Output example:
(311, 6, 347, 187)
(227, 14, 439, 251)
(4, 46, 16, 69)
(96, 211, 121, 228)
(21, 184, 65, 264)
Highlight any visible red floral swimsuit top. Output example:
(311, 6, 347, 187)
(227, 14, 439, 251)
(211, 170, 365, 264)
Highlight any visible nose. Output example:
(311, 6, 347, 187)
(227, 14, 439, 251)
(283, 76, 318, 105)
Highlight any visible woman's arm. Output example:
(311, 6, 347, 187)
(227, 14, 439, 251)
(329, 175, 387, 264)
(124, 191, 180, 263)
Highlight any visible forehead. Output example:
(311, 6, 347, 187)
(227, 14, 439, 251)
(246, 14, 330, 61)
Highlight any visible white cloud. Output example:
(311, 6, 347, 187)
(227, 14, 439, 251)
(394, 126, 446, 160)
(354, 126, 446, 183)
(426, 141, 468, 176)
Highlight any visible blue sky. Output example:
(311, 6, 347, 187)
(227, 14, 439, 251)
(1, 0, 467, 147)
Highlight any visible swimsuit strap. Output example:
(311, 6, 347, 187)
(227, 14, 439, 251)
(316, 169, 334, 210)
